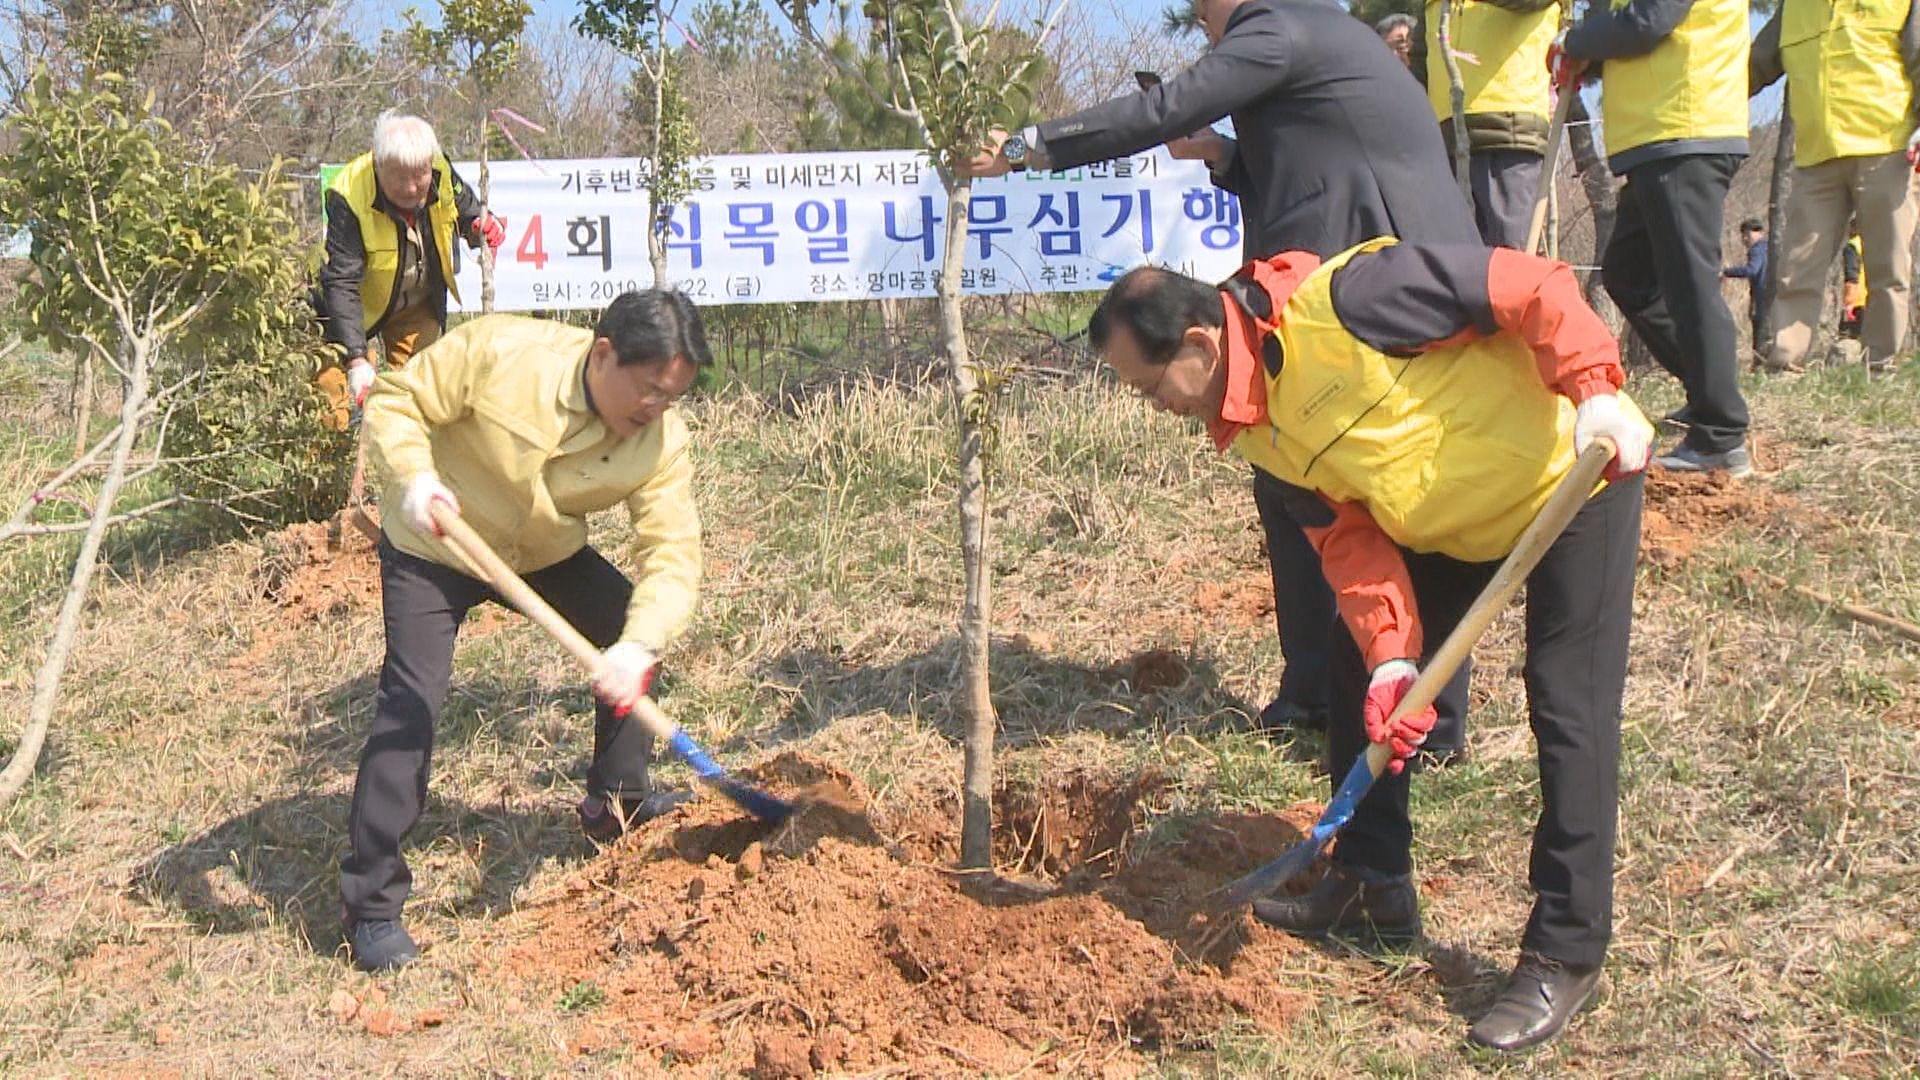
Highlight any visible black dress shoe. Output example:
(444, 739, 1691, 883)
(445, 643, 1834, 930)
(1251, 862, 1421, 945)
(347, 918, 419, 973)
(578, 788, 695, 842)
(1468, 952, 1603, 1052)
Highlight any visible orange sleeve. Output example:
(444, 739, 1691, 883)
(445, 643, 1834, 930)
(1485, 247, 1625, 405)
(1298, 496, 1423, 670)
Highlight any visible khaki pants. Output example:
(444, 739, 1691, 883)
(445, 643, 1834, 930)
(1769, 151, 1920, 370)
(314, 302, 445, 432)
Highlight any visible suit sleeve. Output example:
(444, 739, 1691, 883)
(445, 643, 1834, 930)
(1330, 243, 1624, 403)
(319, 189, 370, 359)
(619, 414, 703, 651)
(1749, 11, 1785, 93)
(1034, 7, 1295, 171)
(1270, 478, 1423, 669)
(1563, 0, 1697, 61)
(1723, 244, 1764, 279)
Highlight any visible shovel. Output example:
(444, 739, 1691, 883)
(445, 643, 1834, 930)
(1524, 88, 1577, 257)
(1221, 439, 1617, 905)
(427, 501, 794, 825)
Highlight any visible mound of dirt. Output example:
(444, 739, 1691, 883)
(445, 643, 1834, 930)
(1640, 469, 1816, 568)
(253, 520, 381, 620)
(496, 755, 1318, 1074)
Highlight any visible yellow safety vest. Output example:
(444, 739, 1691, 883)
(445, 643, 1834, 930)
(1781, 0, 1915, 166)
(1425, 0, 1557, 124)
(1232, 239, 1650, 563)
(1846, 235, 1868, 306)
(325, 153, 464, 333)
(1598, 0, 1750, 159)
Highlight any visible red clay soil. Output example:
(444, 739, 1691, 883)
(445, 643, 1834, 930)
(253, 520, 382, 622)
(1639, 468, 1814, 568)
(495, 755, 1320, 1076)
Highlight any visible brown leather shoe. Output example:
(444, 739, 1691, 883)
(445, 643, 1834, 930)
(1250, 862, 1421, 945)
(1467, 952, 1603, 1052)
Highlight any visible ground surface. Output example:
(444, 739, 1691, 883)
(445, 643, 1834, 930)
(3, 359, 1918, 1077)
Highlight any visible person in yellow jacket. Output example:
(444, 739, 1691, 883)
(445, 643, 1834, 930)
(339, 291, 709, 973)
(1088, 239, 1649, 1052)
(1752, 0, 1919, 377)
(1555, 0, 1754, 476)
(316, 111, 506, 431)
(1420, 0, 1559, 247)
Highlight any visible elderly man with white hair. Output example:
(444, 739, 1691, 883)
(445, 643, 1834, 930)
(316, 110, 505, 431)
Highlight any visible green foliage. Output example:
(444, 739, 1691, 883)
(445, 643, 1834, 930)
(576, 0, 704, 229)
(556, 980, 606, 1012)
(782, 0, 1045, 167)
(0, 69, 348, 524)
(405, 0, 535, 94)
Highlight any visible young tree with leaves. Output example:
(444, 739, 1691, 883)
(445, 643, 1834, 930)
(0, 71, 339, 808)
(405, 0, 533, 313)
(575, 0, 701, 286)
(778, 0, 1059, 869)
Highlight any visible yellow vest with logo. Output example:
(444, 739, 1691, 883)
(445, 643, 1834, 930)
(1782, 0, 1914, 167)
(1232, 239, 1649, 563)
(1425, 0, 1557, 123)
(325, 153, 464, 332)
(1599, 0, 1750, 158)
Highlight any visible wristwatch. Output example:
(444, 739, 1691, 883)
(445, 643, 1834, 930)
(1002, 132, 1030, 172)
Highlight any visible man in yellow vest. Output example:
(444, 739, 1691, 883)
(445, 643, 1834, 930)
(1751, 0, 1919, 377)
(1421, 0, 1560, 247)
(316, 111, 506, 431)
(1088, 239, 1650, 1051)
(1555, 0, 1753, 476)
(340, 290, 709, 972)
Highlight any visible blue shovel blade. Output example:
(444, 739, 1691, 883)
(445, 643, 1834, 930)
(1222, 754, 1380, 906)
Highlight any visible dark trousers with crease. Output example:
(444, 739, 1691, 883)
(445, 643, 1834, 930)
(339, 538, 655, 923)
(1326, 474, 1642, 969)
(1602, 153, 1749, 454)
(1254, 470, 1473, 754)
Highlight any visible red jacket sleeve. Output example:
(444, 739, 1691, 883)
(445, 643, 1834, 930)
(1298, 496, 1423, 670)
(1485, 247, 1625, 404)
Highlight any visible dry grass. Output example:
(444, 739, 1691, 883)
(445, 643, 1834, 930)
(1, 350, 1917, 1077)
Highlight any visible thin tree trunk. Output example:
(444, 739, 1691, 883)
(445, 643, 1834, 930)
(478, 104, 496, 315)
(1765, 90, 1793, 354)
(71, 351, 94, 459)
(1438, 0, 1474, 210)
(0, 338, 148, 808)
(941, 178, 995, 870)
(1565, 93, 1620, 327)
(648, 34, 671, 288)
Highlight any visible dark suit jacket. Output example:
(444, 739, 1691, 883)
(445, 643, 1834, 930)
(1035, 0, 1478, 260)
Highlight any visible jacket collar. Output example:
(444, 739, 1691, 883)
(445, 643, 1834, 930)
(1207, 252, 1321, 449)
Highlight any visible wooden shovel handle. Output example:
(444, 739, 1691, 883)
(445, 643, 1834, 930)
(428, 502, 677, 743)
(1361, 439, 1615, 777)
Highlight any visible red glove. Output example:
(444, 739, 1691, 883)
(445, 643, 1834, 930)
(480, 213, 507, 252)
(1365, 660, 1436, 776)
(1546, 34, 1587, 92)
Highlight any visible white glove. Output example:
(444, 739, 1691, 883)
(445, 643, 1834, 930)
(346, 357, 375, 407)
(400, 472, 459, 537)
(1574, 393, 1651, 476)
(593, 641, 658, 716)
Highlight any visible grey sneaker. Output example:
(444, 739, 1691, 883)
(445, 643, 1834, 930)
(1653, 441, 1752, 479)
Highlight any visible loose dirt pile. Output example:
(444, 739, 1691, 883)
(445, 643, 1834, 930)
(252, 519, 382, 621)
(497, 755, 1318, 1076)
(1640, 468, 1815, 568)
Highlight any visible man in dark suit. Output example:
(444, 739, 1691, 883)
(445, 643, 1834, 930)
(961, 0, 1481, 761)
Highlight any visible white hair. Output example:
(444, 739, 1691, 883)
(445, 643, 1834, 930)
(371, 110, 440, 169)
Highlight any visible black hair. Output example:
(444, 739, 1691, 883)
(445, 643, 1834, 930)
(1740, 218, 1765, 233)
(596, 289, 713, 369)
(1088, 266, 1225, 364)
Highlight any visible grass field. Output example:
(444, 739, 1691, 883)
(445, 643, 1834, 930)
(1, 342, 1917, 1077)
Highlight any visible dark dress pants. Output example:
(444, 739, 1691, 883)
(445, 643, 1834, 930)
(340, 539, 654, 922)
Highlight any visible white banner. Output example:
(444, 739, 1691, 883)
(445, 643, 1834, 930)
(410, 150, 1245, 310)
